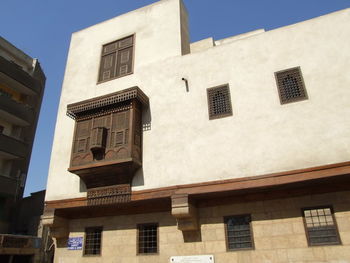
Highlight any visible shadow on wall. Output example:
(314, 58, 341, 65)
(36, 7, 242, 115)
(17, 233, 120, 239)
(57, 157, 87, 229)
(132, 104, 152, 187)
(142, 105, 152, 131)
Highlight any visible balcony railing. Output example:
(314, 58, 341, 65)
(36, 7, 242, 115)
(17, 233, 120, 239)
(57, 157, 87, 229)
(0, 94, 34, 126)
(0, 234, 41, 249)
(0, 133, 27, 159)
(0, 56, 42, 95)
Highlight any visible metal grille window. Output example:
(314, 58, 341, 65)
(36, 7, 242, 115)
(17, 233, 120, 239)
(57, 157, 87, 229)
(84, 227, 102, 255)
(275, 67, 307, 104)
(98, 35, 134, 82)
(137, 223, 158, 254)
(303, 207, 341, 246)
(207, 84, 232, 120)
(225, 215, 254, 251)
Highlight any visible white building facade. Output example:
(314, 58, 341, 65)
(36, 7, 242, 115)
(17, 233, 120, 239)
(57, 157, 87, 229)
(44, 1, 350, 262)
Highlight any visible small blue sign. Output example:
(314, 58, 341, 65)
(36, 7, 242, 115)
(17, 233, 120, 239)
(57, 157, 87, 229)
(67, 237, 83, 250)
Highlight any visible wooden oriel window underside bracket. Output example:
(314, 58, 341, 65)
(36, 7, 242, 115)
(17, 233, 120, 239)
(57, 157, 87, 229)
(171, 194, 199, 232)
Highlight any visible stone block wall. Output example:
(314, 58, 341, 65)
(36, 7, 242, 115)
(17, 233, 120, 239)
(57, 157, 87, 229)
(54, 191, 350, 263)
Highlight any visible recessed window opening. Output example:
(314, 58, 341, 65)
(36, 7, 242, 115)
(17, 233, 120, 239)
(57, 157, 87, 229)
(138, 223, 158, 254)
(207, 84, 232, 120)
(303, 206, 341, 246)
(225, 215, 254, 251)
(84, 227, 102, 255)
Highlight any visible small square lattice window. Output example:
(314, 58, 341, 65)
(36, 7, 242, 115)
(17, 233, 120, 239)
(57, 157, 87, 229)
(137, 223, 158, 254)
(275, 67, 307, 104)
(302, 206, 341, 246)
(84, 227, 102, 255)
(224, 215, 254, 251)
(207, 84, 232, 120)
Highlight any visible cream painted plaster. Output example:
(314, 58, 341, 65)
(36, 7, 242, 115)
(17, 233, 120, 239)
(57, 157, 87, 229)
(190, 37, 214, 53)
(46, 0, 350, 200)
(53, 191, 350, 263)
(214, 28, 265, 46)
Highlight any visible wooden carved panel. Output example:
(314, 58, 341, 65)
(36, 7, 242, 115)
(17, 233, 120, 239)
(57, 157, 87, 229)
(87, 184, 131, 205)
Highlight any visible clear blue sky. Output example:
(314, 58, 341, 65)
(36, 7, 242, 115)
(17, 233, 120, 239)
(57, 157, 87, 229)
(1, 0, 349, 197)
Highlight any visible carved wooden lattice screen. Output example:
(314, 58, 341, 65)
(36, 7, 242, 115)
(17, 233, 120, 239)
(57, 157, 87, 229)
(87, 184, 131, 206)
(207, 84, 232, 120)
(275, 67, 307, 104)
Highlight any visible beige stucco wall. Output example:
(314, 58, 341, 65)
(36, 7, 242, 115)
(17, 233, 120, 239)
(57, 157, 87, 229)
(46, 0, 350, 200)
(54, 191, 350, 263)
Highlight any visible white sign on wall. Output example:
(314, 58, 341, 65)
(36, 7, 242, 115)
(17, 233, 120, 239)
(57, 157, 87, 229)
(170, 255, 214, 263)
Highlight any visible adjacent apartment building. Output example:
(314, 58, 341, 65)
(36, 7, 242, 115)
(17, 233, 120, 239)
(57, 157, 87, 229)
(43, 0, 350, 262)
(0, 37, 46, 262)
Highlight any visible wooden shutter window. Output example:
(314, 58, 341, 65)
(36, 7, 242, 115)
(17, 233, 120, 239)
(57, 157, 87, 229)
(98, 35, 134, 82)
(90, 127, 107, 151)
(74, 120, 92, 153)
(100, 53, 116, 81)
(115, 132, 124, 146)
(112, 111, 129, 146)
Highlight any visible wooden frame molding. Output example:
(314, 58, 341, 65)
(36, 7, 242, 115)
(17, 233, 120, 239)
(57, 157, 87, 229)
(45, 161, 350, 216)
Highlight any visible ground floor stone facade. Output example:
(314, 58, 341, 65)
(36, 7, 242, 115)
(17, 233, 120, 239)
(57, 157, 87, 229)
(54, 190, 350, 263)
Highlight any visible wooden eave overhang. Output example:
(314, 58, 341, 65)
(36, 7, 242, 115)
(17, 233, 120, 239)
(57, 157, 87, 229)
(66, 86, 149, 119)
(46, 161, 350, 219)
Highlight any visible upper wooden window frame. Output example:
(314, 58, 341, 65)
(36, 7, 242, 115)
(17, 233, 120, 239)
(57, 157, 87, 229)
(274, 66, 308, 105)
(224, 214, 255, 252)
(97, 34, 135, 84)
(302, 205, 342, 247)
(207, 84, 233, 120)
